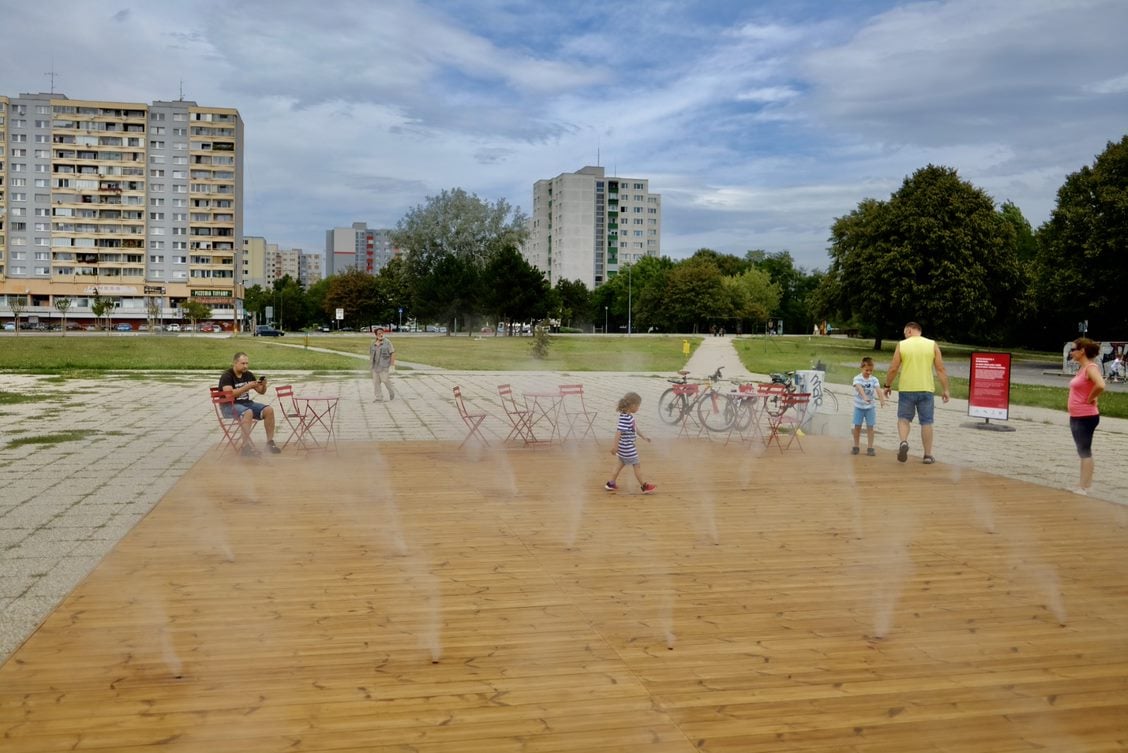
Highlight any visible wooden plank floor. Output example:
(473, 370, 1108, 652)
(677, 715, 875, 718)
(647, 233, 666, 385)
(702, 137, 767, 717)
(3, 437, 1128, 752)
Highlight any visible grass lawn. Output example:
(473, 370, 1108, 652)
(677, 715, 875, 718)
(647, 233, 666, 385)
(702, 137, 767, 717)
(300, 333, 698, 372)
(0, 335, 360, 373)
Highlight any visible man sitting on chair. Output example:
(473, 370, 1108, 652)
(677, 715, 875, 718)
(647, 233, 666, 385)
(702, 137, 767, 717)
(219, 351, 281, 456)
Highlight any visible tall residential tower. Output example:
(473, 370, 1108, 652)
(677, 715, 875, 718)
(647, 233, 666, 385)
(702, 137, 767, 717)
(0, 92, 243, 326)
(526, 166, 661, 289)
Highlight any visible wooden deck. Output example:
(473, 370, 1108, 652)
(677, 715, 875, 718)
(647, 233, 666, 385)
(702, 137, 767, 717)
(3, 437, 1128, 752)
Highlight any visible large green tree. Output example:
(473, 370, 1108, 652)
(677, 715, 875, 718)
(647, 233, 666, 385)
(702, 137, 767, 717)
(820, 165, 1024, 348)
(482, 245, 550, 332)
(391, 188, 528, 330)
(1033, 135, 1128, 341)
(324, 268, 382, 329)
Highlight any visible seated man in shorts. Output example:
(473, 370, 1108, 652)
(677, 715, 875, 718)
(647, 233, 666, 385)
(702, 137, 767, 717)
(218, 351, 281, 456)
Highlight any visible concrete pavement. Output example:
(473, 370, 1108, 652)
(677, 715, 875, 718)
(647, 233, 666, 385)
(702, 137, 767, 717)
(1, 336, 1125, 662)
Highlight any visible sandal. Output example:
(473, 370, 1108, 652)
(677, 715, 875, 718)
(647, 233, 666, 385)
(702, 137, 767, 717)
(922, 455, 935, 464)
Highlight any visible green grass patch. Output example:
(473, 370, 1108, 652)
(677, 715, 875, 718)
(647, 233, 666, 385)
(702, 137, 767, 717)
(0, 336, 363, 373)
(301, 334, 699, 372)
(6, 430, 95, 449)
(0, 391, 52, 405)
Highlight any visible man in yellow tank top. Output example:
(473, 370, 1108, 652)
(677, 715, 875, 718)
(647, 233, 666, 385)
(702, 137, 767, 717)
(882, 322, 951, 464)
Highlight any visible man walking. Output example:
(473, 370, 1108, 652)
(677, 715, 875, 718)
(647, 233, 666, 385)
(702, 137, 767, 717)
(883, 322, 950, 464)
(369, 326, 396, 402)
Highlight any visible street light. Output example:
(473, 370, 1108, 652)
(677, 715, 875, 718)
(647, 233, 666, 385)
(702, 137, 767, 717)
(627, 264, 632, 336)
(604, 305, 608, 335)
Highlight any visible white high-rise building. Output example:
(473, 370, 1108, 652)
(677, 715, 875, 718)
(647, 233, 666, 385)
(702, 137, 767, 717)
(526, 166, 661, 289)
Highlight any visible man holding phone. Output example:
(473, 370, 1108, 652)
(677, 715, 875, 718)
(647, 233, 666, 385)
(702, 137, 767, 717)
(218, 351, 281, 456)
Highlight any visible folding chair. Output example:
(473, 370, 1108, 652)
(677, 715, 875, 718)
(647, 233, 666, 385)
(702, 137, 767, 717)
(764, 392, 811, 452)
(558, 384, 598, 441)
(210, 387, 253, 456)
(497, 384, 535, 444)
(672, 382, 703, 437)
(453, 386, 489, 448)
(274, 385, 309, 450)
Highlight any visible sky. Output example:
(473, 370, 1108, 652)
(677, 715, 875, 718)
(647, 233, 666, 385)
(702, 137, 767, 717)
(3, 0, 1127, 272)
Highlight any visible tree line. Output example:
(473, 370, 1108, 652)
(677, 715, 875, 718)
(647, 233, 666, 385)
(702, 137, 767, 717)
(244, 135, 1127, 348)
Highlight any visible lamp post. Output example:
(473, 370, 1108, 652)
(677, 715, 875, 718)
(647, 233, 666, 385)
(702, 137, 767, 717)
(604, 305, 608, 335)
(627, 264, 632, 336)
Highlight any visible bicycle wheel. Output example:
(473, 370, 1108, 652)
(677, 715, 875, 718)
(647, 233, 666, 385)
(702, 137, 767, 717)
(697, 391, 738, 432)
(657, 387, 688, 425)
(820, 388, 839, 414)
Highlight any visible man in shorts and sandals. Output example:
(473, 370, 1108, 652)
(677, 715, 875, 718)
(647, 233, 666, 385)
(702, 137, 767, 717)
(883, 322, 950, 464)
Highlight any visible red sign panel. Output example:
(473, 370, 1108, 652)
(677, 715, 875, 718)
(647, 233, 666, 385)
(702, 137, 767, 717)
(968, 352, 1012, 420)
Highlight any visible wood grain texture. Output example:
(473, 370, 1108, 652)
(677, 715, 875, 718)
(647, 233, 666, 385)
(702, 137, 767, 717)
(2, 438, 1127, 752)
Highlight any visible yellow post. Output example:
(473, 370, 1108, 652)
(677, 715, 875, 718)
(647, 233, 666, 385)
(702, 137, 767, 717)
(682, 338, 690, 357)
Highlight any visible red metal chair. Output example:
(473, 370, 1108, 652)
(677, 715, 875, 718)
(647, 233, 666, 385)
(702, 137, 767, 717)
(764, 392, 811, 452)
(498, 384, 535, 444)
(274, 385, 309, 450)
(724, 383, 764, 445)
(453, 386, 489, 448)
(210, 386, 254, 456)
(558, 384, 598, 441)
(672, 382, 702, 437)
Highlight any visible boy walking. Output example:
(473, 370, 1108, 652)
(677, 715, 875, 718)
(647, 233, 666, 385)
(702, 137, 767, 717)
(851, 356, 885, 456)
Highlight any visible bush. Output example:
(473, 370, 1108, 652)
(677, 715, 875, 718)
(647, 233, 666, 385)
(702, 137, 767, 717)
(530, 324, 551, 359)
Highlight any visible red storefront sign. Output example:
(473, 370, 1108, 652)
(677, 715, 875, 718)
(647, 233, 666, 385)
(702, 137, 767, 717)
(968, 352, 1012, 420)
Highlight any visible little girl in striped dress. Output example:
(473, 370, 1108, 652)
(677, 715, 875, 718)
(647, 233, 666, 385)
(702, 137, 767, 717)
(604, 392, 656, 494)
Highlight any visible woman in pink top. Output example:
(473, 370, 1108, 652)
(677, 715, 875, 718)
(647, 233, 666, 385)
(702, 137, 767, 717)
(1067, 338, 1106, 495)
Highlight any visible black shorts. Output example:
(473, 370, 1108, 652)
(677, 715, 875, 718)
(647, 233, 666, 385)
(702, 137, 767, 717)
(1069, 415, 1100, 459)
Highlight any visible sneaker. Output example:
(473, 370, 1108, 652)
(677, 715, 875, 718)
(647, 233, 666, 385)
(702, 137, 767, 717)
(641, 482, 657, 494)
(604, 481, 618, 491)
(851, 446, 860, 455)
(897, 441, 909, 463)
(1072, 487, 1088, 496)
(866, 447, 876, 457)
(267, 441, 282, 455)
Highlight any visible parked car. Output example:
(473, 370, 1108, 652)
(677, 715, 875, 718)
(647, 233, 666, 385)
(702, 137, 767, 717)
(198, 323, 215, 333)
(2, 322, 15, 331)
(254, 325, 285, 337)
(114, 323, 132, 332)
(166, 323, 181, 332)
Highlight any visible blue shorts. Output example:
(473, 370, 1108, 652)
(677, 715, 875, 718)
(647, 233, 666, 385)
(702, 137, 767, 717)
(853, 405, 876, 427)
(226, 401, 270, 420)
(897, 392, 935, 425)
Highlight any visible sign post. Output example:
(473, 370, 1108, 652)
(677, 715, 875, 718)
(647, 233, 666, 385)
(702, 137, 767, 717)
(965, 352, 1016, 432)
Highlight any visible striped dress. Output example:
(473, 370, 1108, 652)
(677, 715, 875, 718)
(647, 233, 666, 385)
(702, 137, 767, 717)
(616, 412, 639, 465)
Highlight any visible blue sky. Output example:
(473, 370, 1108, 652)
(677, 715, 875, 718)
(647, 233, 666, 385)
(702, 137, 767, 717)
(3, 0, 1127, 271)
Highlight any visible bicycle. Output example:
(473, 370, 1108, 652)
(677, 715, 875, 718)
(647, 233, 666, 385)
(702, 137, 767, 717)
(657, 367, 726, 428)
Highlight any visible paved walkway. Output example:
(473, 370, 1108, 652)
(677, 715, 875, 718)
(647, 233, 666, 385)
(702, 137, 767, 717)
(1, 336, 1125, 662)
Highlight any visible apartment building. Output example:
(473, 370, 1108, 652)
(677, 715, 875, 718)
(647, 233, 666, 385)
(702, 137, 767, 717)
(526, 165, 661, 289)
(0, 92, 243, 326)
(243, 235, 323, 290)
(324, 222, 399, 276)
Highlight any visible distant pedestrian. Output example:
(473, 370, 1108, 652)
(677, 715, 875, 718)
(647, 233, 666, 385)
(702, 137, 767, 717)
(851, 356, 886, 456)
(604, 392, 655, 494)
(1067, 338, 1105, 495)
(883, 321, 950, 464)
(369, 326, 396, 402)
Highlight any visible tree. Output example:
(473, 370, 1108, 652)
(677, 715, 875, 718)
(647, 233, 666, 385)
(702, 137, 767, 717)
(8, 295, 27, 336)
(90, 293, 113, 332)
(325, 269, 381, 329)
(1033, 135, 1128, 340)
(552, 278, 593, 329)
(482, 245, 550, 333)
(821, 165, 1024, 348)
(748, 251, 816, 334)
(392, 188, 528, 331)
(182, 300, 213, 332)
(54, 297, 72, 335)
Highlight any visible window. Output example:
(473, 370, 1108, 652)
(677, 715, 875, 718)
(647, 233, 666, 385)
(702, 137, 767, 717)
(149, 241, 164, 250)
(11, 147, 27, 156)
(149, 212, 165, 220)
(150, 254, 164, 262)
(150, 169, 165, 177)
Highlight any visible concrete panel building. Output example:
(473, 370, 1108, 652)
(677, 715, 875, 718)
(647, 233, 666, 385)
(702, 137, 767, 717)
(324, 222, 399, 277)
(526, 166, 661, 289)
(0, 92, 243, 327)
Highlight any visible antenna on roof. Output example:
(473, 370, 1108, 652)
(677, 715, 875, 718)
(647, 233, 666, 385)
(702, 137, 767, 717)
(596, 136, 601, 166)
(45, 60, 58, 94)
(178, 79, 185, 101)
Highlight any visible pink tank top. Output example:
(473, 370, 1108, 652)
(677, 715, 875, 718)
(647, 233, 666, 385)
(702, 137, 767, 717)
(1068, 364, 1099, 417)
